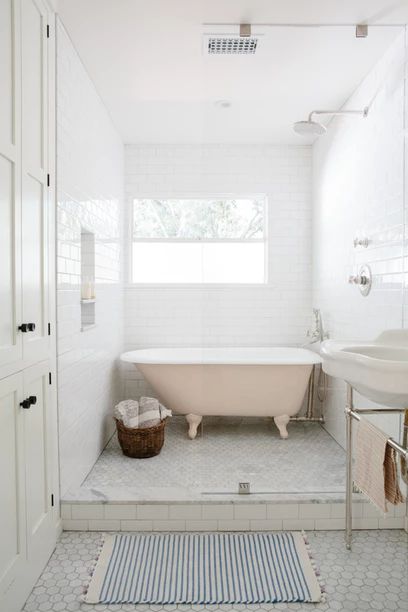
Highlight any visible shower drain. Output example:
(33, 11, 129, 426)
(238, 481, 251, 495)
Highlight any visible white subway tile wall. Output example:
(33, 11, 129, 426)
(57, 20, 124, 496)
(123, 144, 312, 398)
(60, 501, 406, 532)
(312, 33, 407, 447)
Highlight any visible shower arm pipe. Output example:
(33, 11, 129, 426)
(308, 107, 369, 122)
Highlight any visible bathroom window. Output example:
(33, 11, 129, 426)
(131, 197, 267, 283)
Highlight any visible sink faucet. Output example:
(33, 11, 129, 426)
(306, 308, 328, 344)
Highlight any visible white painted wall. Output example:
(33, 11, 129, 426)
(312, 32, 407, 447)
(123, 144, 312, 398)
(56, 21, 124, 496)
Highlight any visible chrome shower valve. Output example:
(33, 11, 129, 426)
(348, 264, 372, 296)
(348, 274, 369, 285)
(353, 237, 370, 248)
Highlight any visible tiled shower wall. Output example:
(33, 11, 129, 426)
(312, 32, 407, 447)
(57, 21, 124, 496)
(123, 144, 313, 399)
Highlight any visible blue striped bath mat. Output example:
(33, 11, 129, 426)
(84, 532, 323, 604)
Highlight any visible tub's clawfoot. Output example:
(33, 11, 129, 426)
(186, 414, 202, 439)
(274, 415, 290, 439)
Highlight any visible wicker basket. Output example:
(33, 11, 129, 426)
(115, 418, 166, 458)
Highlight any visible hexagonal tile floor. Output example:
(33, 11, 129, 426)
(23, 529, 407, 611)
(73, 419, 346, 501)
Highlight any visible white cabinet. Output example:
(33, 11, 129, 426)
(0, 373, 26, 612)
(0, 2, 58, 611)
(0, 364, 55, 612)
(24, 362, 55, 566)
(0, 0, 51, 379)
(21, 0, 50, 365)
(0, 0, 23, 372)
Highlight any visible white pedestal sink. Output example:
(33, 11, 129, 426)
(321, 329, 408, 408)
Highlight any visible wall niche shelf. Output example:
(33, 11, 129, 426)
(80, 228, 96, 331)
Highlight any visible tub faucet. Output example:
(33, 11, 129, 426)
(306, 308, 328, 344)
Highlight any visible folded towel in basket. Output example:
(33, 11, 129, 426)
(114, 399, 140, 428)
(138, 396, 172, 428)
(114, 398, 172, 429)
(355, 418, 405, 513)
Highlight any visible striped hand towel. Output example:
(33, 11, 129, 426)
(384, 445, 405, 506)
(355, 418, 405, 513)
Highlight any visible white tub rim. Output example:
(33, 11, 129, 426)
(120, 347, 322, 366)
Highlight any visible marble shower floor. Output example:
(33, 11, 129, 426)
(64, 418, 347, 503)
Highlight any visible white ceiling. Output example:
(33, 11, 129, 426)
(57, 1, 407, 144)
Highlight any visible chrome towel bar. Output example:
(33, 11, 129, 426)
(345, 384, 407, 550)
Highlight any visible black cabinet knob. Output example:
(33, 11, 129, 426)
(18, 322, 36, 332)
(20, 396, 37, 409)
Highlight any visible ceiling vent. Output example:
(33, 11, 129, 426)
(206, 36, 259, 55)
(203, 25, 260, 55)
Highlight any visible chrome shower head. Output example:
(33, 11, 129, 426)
(293, 120, 326, 136)
(293, 106, 369, 137)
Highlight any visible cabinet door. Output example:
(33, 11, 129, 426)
(23, 361, 55, 568)
(21, 0, 50, 365)
(0, 0, 23, 375)
(0, 373, 27, 612)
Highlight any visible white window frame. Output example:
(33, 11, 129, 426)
(128, 194, 269, 286)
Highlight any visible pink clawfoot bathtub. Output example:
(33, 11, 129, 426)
(121, 348, 321, 439)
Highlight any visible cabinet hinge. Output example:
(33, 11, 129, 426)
(48, 322, 51, 336)
(46, 24, 50, 39)
(49, 372, 52, 385)
(47, 173, 50, 187)
(51, 493, 54, 507)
